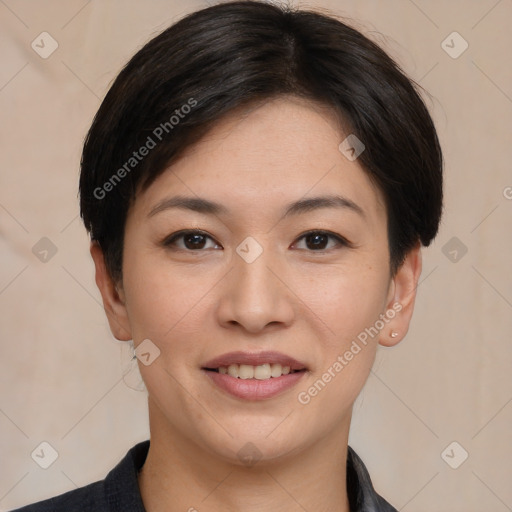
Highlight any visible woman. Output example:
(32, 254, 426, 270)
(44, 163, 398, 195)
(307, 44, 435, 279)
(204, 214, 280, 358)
(13, 1, 442, 510)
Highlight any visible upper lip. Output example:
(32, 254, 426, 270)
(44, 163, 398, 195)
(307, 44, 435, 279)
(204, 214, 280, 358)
(202, 351, 307, 371)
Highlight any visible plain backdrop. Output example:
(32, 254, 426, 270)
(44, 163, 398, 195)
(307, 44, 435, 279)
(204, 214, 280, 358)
(1, 1, 511, 511)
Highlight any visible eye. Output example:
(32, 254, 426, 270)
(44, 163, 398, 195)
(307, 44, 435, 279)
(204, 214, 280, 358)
(292, 230, 350, 251)
(162, 229, 351, 252)
(163, 230, 222, 251)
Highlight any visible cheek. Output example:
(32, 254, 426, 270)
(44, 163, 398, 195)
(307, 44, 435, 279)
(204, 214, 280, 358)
(121, 246, 219, 355)
(121, 241, 175, 337)
(292, 269, 390, 427)
(295, 261, 391, 344)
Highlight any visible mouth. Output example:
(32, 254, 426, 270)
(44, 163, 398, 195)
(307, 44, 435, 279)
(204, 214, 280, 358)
(203, 363, 305, 379)
(202, 351, 308, 400)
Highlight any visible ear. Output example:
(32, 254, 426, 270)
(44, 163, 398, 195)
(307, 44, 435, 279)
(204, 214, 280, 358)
(379, 242, 422, 347)
(90, 241, 132, 341)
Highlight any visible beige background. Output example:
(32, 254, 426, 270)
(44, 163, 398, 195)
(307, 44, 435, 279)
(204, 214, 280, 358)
(1, 0, 511, 510)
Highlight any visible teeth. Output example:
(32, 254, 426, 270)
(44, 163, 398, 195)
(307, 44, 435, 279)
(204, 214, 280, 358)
(270, 363, 282, 378)
(227, 365, 238, 378)
(218, 363, 296, 379)
(254, 364, 271, 380)
(238, 364, 254, 379)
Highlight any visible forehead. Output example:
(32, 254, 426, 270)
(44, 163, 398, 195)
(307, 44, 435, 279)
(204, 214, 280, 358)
(132, 96, 386, 225)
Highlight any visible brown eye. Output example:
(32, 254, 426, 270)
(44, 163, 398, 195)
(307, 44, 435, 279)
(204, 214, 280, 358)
(182, 233, 208, 249)
(293, 230, 349, 251)
(304, 232, 329, 250)
(163, 230, 221, 251)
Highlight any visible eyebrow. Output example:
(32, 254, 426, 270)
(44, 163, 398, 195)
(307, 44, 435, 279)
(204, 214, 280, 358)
(148, 194, 365, 219)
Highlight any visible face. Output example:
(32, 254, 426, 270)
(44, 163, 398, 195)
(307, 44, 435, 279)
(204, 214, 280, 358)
(93, 96, 421, 465)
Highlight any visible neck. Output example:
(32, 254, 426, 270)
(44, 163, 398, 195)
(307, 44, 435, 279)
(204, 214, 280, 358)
(138, 400, 352, 512)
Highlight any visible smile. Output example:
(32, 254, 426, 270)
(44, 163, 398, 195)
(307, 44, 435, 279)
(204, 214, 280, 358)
(207, 363, 302, 379)
(202, 351, 308, 400)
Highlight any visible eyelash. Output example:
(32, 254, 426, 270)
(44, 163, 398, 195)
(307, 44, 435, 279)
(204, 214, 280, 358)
(162, 229, 353, 252)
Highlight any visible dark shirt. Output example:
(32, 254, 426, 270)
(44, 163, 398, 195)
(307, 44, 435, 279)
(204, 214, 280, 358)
(11, 441, 398, 512)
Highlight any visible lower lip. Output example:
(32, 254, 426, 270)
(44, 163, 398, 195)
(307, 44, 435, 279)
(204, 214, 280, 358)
(203, 370, 306, 400)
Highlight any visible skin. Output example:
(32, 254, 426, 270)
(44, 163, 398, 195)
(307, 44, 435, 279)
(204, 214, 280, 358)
(91, 95, 422, 512)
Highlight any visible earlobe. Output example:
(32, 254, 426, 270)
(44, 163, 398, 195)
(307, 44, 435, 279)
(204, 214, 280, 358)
(379, 243, 422, 347)
(90, 242, 132, 341)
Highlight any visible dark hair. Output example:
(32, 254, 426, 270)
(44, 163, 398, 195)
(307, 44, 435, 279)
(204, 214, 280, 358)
(79, 0, 443, 282)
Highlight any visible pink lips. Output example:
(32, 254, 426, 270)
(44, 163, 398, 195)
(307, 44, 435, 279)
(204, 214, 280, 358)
(202, 351, 308, 401)
(202, 351, 307, 371)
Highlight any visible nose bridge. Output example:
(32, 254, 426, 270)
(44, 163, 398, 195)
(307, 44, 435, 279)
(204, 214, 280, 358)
(236, 250, 274, 298)
(217, 240, 294, 332)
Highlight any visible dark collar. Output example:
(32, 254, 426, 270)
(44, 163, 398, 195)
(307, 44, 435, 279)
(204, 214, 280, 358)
(103, 440, 397, 512)
(346, 446, 398, 511)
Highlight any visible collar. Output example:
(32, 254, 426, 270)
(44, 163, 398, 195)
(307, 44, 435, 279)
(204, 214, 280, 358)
(104, 440, 397, 512)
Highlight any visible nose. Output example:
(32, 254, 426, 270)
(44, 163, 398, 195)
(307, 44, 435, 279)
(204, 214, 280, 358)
(216, 248, 295, 334)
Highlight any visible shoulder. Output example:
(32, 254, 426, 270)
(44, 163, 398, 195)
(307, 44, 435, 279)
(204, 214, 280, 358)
(10, 440, 150, 512)
(10, 480, 105, 512)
